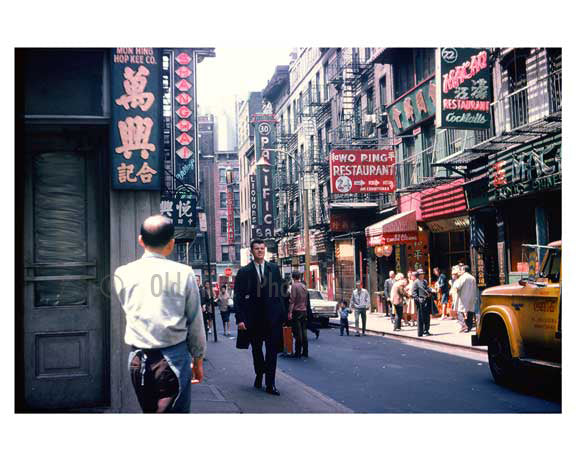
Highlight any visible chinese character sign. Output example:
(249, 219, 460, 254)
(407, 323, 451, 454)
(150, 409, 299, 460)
(436, 48, 492, 130)
(330, 149, 396, 194)
(111, 48, 162, 189)
(387, 79, 436, 136)
(160, 192, 197, 227)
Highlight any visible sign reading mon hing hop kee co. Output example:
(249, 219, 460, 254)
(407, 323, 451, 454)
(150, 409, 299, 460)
(111, 48, 162, 190)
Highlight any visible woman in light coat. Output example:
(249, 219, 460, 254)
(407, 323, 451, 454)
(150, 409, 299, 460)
(405, 271, 417, 327)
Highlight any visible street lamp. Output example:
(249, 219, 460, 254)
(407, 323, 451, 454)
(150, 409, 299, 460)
(269, 148, 312, 287)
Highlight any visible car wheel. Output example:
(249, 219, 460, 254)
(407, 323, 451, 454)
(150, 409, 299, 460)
(487, 323, 517, 386)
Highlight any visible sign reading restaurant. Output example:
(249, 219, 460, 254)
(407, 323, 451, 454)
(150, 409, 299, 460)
(436, 48, 492, 130)
(111, 48, 162, 189)
(330, 149, 396, 194)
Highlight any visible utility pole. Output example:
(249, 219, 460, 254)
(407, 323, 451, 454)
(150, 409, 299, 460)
(199, 211, 217, 343)
(302, 175, 311, 287)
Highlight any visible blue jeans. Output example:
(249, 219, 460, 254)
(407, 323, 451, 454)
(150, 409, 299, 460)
(128, 341, 192, 413)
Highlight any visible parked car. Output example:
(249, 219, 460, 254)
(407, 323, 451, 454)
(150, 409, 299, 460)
(472, 241, 561, 385)
(308, 289, 338, 327)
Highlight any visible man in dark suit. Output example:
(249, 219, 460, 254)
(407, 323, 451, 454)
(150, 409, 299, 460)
(413, 268, 433, 337)
(234, 239, 288, 396)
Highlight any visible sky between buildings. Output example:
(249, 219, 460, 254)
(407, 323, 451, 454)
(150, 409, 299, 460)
(196, 47, 294, 151)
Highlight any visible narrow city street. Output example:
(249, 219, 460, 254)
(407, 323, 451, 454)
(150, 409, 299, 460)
(198, 320, 560, 413)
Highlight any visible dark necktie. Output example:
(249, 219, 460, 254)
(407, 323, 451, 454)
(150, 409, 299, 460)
(258, 264, 263, 284)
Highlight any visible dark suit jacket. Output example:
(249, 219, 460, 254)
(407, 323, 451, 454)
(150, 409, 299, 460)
(233, 261, 288, 346)
(412, 278, 432, 305)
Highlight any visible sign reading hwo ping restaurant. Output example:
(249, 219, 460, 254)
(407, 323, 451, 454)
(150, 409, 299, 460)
(436, 48, 492, 130)
(330, 150, 396, 194)
(250, 114, 277, 239)
(160, 49, 197, 228)
(111, 48, 162, 190)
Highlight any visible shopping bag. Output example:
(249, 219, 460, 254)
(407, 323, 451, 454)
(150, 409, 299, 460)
(282, 325, 293, 354)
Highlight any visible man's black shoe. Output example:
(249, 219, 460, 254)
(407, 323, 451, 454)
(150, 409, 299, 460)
(266, 387, 280, 396)
(315, 331, 320, 339)
(254, 375, 263, 389)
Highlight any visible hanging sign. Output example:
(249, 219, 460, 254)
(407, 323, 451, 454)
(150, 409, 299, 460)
(111, 47, 162, 190)
(388, 78, 436, 135)
(252, 114, 277, 239)
(436, 48, 492, 130)
(330, 149, 396, 194)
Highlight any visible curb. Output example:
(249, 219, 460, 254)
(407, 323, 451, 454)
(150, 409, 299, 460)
(328, 319, 487, 354)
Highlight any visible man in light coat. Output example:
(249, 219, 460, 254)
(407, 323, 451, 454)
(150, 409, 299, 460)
(453, 265, 478, 333)
(350, 281, 370, 336)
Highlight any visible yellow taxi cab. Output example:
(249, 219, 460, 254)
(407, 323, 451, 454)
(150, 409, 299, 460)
(472, 241, 561, 385)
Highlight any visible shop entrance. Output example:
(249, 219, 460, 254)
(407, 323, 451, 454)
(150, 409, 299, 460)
(21, 126, 109, 410)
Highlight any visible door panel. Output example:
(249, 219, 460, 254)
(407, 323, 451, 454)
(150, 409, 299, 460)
(23, 128, 107, 410)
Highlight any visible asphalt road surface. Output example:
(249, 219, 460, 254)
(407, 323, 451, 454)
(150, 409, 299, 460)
(275, 326, 561, 413)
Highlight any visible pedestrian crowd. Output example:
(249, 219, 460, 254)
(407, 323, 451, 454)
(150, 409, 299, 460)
(114, 214, 479, 414)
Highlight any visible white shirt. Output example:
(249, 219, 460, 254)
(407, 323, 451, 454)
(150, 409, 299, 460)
(114, 251, 207, 358)
(350, 288, 371, 310)
(253, 261, 265, 282)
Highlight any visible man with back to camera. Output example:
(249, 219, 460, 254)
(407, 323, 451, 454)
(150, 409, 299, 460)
(288, 271, 309, 358)
(114, 215, 206, 413)
(234, 239, 289, 396)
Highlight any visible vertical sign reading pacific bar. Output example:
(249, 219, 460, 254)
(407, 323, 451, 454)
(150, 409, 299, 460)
(252, 113, 277, 239)
(111, 48, 162, 189)
(436, 48, 492, 130)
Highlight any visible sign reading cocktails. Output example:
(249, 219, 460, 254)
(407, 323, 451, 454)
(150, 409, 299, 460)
(435, 48, 492, 130)
(330, 149, 396, 194)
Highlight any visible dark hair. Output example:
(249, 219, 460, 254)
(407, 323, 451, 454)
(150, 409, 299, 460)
(250, 238, 266, 250)
(140, 215, 174, 248)
(462, 265, 471, 273)
(341, 300, 348, 306)
(292, 271, 301, 280)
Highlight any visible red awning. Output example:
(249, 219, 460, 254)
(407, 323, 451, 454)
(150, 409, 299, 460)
(365, 210, 418, 247)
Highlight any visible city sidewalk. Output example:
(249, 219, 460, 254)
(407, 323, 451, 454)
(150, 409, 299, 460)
(189, 332, 352, 413)
(329, 310, 487, 352)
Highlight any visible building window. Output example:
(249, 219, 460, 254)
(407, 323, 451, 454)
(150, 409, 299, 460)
(219, 192, 227, 208)
(415, 48, 435, 83)
(233, 168, 239, 181)
(366, 87, 374, 114)
(219, 168, 226, 184)
(505, 50, 528, 128)
(421, 122, 435, 178)
(222, 245, 230, 262)
(234, 217, 240, 237)
(402, 137, 415, 188)
(287, 106, 291, 133)
(221, 218, 227, 235)
(393, 51, 415, 100)
(234, 191, 239, 209)
(366, 48, 372, 62)
(235, 245, 241, 261)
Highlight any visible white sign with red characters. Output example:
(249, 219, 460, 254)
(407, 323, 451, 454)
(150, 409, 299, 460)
(330, 149, 396, 194)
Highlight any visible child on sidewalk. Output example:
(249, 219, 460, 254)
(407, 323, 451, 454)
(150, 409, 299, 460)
(338, 300, 350, 336)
